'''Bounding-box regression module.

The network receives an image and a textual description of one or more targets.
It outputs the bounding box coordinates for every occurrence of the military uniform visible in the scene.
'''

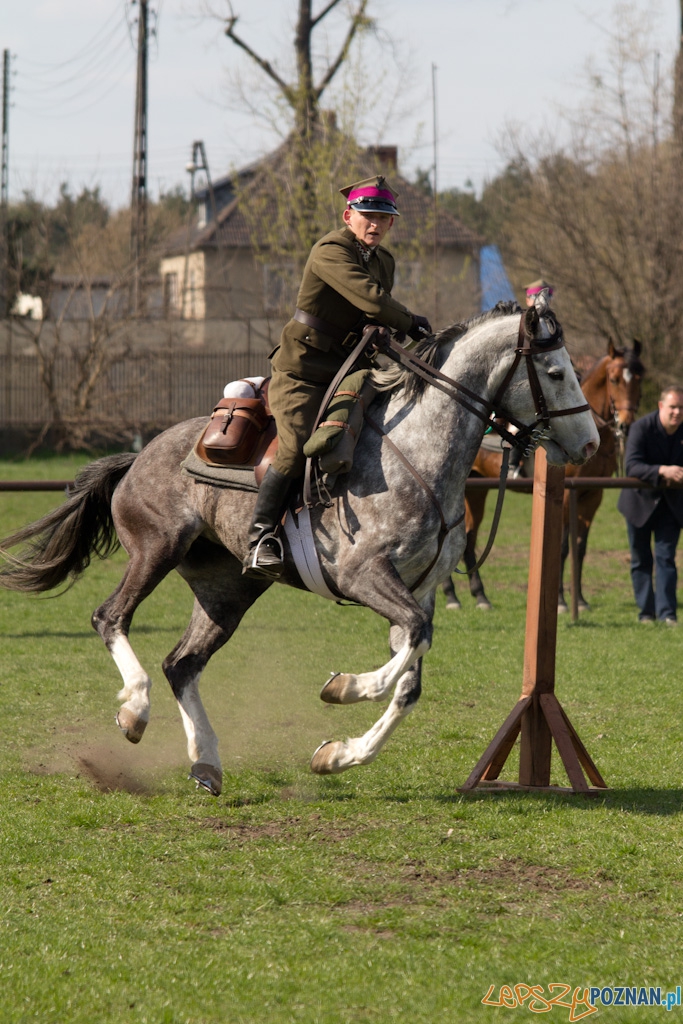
[269,224,414,477]
[242,175,431,578]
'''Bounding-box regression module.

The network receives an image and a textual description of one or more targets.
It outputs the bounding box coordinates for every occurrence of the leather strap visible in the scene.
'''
[303,330,373,507]
[364,415,465,592]
[294,308,349,343]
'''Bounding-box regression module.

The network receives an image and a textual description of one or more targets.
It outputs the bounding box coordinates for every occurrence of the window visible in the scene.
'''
[163,272,180,317]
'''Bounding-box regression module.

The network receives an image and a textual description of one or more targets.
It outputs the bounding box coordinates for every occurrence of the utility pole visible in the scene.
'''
[130,0,149,315]
[1,49,10,318]
[431,62,439,326]
[185,140,231,316]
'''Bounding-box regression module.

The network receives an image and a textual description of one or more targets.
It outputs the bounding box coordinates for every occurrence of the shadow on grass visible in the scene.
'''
[3,623,185,640]
[434,787,683,815]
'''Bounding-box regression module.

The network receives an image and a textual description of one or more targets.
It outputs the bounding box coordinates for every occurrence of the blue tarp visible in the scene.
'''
[479,244,516,311]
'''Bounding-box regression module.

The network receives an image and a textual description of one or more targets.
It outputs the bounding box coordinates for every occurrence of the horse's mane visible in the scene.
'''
[371,301,522,401]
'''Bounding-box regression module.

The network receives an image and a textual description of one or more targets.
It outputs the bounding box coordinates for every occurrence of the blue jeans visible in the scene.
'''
[627,504,680,621]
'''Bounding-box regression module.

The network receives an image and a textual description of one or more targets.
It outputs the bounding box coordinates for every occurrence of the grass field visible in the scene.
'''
[0,453,682,1024]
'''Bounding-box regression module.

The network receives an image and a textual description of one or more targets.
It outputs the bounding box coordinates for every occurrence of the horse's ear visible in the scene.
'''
[608,337,616,358]
[632,337,642,358]
[524,305,539,337]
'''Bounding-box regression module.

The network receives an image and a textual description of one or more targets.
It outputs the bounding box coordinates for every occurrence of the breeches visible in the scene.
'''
[267,370,329,478]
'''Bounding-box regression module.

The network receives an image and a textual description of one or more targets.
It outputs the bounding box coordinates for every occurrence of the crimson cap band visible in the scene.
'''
[525,278,554,297]
[340,175,400,216]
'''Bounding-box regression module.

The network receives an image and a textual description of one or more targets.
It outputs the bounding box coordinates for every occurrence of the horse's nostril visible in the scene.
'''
[583,441,598,460]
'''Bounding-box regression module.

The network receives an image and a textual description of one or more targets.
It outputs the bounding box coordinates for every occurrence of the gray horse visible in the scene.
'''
[0,304,599,796]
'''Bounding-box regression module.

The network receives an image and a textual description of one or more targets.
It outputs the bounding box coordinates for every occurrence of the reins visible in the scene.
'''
[303,311,590,591]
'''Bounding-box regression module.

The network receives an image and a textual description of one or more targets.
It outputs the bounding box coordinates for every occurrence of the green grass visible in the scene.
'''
[0,458,681,1023]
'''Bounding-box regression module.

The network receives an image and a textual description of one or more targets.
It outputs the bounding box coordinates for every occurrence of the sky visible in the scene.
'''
[2,0,681,210]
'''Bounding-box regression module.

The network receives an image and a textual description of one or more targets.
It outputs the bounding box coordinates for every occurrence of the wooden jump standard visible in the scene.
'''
[459,448,608,796]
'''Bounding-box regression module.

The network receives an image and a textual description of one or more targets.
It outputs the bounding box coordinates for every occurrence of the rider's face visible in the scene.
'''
[343,208,394,247]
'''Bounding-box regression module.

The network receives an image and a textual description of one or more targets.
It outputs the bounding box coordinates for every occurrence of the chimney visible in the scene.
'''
[366,145,398,171]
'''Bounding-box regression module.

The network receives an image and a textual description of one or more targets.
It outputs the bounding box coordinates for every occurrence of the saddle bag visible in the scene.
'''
[196,391,271,467]
[303,369,377,475]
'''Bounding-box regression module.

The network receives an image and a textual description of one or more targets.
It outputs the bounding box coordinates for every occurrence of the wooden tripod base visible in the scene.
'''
[458,449,608,797]
[459,692,607,795]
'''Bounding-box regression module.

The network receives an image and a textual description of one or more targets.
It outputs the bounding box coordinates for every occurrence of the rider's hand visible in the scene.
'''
[408,315,433,341]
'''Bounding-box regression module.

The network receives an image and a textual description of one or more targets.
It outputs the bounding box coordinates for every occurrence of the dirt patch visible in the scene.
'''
[402,856,606,893]
[201,815,365,844]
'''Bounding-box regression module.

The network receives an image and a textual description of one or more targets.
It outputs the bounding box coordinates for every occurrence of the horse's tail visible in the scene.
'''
[0,452,137,594]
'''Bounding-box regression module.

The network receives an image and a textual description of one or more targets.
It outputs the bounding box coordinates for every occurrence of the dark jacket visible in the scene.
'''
[270,226,414,384]
[617,410,683,527]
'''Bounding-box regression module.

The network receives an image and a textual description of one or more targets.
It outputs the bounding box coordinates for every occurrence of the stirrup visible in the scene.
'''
[242,533,284,580]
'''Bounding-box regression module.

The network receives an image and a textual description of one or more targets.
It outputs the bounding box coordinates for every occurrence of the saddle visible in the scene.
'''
[194,378,277,485]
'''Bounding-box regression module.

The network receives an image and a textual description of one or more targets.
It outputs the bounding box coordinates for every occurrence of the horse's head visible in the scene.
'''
[606,337,645,431]
[495,305,600,467]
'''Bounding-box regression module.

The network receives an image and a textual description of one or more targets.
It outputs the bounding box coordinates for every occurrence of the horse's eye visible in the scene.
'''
[548,368,565,381]
[609,376,620,385]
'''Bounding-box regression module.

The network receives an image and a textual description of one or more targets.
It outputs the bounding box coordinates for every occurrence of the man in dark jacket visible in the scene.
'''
[617,386,683,623]
[243,175,432,578]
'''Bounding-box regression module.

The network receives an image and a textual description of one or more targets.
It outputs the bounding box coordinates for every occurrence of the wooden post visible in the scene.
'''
[459,448,607,795]
[569,488,580,622]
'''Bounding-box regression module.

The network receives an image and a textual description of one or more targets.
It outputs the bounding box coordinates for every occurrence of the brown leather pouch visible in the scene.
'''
[196,397,270,466]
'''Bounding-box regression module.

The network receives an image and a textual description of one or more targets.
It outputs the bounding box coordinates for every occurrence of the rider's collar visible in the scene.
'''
[354,238,376,263]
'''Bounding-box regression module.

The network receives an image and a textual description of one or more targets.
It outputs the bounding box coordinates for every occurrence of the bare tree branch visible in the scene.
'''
[311,0,344,29]
[315,0,369,101]
[224,18,295,105]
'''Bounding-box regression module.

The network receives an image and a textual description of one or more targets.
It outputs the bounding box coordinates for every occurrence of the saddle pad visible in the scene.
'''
[181,448,259,491]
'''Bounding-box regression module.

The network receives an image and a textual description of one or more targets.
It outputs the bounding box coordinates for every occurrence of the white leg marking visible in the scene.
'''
[176,676,220,769]
[313,638,430,774]
[312,686,419,774]
[320,639,429,705]
[111,633,152,721]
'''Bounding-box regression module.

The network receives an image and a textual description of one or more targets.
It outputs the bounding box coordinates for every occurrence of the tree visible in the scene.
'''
[489,5,683,380]
[223,0,372,141]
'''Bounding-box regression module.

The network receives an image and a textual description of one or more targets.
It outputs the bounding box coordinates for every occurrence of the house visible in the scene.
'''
[159,144,485,340]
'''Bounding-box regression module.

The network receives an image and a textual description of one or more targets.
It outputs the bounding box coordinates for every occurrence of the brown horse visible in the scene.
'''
[442,339,644,612]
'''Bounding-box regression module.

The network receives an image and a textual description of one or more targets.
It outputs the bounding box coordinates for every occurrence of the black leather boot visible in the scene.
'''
[242,466,291,579]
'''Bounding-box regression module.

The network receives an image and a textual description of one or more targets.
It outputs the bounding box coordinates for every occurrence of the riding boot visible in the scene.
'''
[242,466,291,579]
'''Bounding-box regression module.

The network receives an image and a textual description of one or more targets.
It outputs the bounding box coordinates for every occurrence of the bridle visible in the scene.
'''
[381,312,590,457]
[303,310,591,591]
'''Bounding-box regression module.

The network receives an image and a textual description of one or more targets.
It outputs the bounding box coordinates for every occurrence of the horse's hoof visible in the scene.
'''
[310,740,352,775]
[116,708,147,744]
[475,599,492,611]
[445,599,461,610]
[320,672,357,705]
[557,602,568,614]
[578,600,591,612]
[189,763,222,796]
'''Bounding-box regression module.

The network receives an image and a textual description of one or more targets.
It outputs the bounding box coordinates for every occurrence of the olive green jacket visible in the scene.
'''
[270,227,414,383]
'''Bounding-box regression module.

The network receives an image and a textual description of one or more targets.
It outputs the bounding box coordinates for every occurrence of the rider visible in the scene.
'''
[242,175,433,579]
